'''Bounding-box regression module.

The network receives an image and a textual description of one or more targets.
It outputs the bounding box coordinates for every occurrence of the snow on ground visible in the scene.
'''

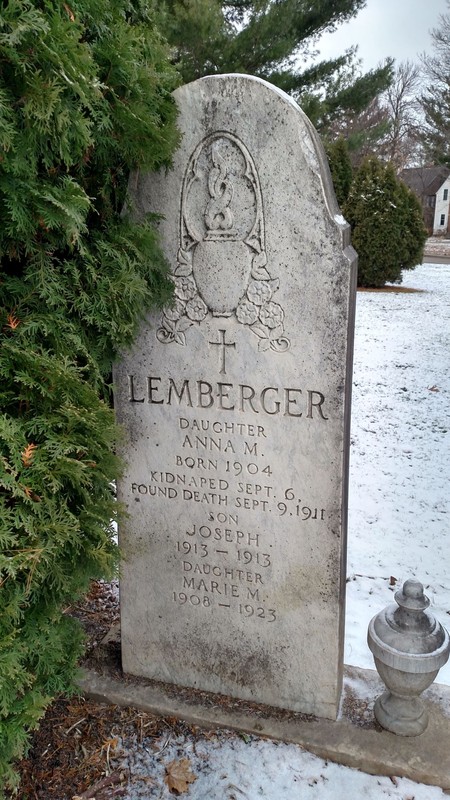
[114,262,450,799]
[346,262,450,682]
[115,730,447,800]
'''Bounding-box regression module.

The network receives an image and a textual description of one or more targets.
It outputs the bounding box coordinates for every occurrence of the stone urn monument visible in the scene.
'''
[368,579,450,736]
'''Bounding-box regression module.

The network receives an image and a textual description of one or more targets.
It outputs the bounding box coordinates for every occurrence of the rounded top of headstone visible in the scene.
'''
[395,579,430,611]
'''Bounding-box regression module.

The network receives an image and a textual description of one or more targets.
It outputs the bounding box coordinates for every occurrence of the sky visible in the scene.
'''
[316,0,449,71]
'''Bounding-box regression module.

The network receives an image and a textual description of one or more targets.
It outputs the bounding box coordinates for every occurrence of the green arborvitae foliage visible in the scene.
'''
[394,180,429,271]
[157,0,393,132]
[344,158,427,287]
[0,0,179,790]
[326,136,353,207]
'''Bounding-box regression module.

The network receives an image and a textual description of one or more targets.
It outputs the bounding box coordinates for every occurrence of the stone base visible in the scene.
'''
[79,633,450,791]
[374,691,429,737]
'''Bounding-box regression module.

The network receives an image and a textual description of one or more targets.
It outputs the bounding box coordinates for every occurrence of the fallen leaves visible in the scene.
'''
[101,736,119,773]
[14,697,135,799]
[14,684,201,800]
[164,757,197,794]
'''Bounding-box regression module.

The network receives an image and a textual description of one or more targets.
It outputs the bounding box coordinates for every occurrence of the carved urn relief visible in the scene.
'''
[157,132,290,353]
[187,133,263,316]
[193,238,250,317]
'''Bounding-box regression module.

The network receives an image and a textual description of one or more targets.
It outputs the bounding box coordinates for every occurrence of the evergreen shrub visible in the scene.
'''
[344,157,427,287]
[326,136,353,207]
[0,0,179,789]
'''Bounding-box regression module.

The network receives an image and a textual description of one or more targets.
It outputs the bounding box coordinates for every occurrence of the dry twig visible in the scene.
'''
[72,771,125,799]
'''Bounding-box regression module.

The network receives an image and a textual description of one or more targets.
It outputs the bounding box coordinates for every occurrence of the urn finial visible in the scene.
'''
[396,578,429,610]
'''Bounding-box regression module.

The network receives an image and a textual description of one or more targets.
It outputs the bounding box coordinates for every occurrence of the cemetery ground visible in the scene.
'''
[12,262,450,799]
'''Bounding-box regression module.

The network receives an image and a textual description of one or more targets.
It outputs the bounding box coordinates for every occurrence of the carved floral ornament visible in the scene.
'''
[157,132,290,354]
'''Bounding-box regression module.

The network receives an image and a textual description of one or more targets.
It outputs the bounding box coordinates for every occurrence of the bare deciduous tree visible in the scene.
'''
[381,60,423,170]
[420,2,450,167]
[327,61,424,171]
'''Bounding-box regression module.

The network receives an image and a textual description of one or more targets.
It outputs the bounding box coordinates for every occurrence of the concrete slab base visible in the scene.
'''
[78,633,450,791]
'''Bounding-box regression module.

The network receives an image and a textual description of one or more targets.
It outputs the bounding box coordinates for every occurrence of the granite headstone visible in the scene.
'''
[114,74,357,719]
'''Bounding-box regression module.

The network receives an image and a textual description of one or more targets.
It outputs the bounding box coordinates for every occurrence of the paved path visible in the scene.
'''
[423,237,450,264]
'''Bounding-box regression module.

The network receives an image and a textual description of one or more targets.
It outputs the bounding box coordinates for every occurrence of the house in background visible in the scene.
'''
[400,166,450,235]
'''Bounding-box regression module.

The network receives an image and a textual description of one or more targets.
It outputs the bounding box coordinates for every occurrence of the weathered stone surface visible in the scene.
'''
[114,74,357,719]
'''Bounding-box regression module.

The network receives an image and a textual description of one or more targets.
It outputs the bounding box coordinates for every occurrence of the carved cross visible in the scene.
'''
[209,329,236,375]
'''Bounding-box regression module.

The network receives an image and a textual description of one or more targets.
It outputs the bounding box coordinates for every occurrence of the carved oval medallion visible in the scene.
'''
[181,132,264,316]
[157,129,290,353]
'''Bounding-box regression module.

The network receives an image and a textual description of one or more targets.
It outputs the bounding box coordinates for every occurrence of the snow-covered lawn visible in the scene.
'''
[115,262,450,799]
[346,262,450,683]
[116,730,447,799]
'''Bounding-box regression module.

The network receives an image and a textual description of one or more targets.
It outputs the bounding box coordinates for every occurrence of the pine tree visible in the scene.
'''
[421,84,450,167]
[344,158,427,287]
[421,1,450,167]
[157,0,393,131]
[300,57,393,133]
[0,0,179,790]
[326,137,353,206]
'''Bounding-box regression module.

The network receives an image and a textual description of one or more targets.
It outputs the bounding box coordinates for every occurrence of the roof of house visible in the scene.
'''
[400,166,450,196]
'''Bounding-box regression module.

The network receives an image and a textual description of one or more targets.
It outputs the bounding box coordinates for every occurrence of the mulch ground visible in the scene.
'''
[357,285,424,293]
[13,695,201,800]
[12,582,250,799]
[8,581,182,800]
[10,578,379,798]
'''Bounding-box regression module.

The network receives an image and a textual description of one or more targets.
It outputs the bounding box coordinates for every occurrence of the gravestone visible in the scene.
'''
[114,75,357,720]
